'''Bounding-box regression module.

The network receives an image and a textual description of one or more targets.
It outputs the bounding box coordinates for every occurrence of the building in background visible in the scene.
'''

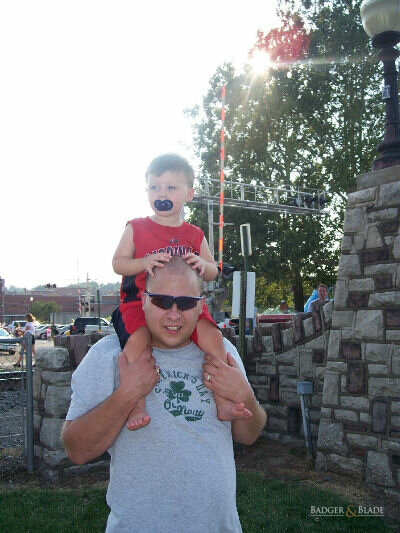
[1,284,119,325]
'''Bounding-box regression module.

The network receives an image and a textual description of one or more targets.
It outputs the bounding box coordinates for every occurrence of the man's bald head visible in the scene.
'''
[146,256,203,294]
[142,256,205,349]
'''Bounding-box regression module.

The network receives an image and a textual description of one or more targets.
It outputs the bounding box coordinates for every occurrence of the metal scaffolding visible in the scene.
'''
[191,175,328,216]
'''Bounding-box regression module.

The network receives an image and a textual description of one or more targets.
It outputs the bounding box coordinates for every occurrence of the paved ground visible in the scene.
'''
[0,338,51,369]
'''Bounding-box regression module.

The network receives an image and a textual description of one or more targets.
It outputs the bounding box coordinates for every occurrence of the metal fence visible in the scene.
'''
[0,333,34,474]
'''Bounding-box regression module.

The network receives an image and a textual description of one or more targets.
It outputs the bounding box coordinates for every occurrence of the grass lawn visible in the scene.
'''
[0,472,397,532]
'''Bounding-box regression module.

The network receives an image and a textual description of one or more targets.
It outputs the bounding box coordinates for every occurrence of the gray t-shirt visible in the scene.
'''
[66,335,245,533]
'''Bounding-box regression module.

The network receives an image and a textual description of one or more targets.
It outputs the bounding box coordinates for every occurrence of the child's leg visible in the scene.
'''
[196,320,252,421]
[123,326,152,430]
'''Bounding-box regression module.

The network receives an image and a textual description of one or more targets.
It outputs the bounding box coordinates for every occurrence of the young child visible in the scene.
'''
[112,153,252,430]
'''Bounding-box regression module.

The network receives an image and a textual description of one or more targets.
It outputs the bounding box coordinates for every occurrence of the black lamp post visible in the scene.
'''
[361,0,400,170]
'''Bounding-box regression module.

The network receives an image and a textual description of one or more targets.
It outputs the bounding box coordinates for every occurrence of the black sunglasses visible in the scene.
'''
[144,292,203,311]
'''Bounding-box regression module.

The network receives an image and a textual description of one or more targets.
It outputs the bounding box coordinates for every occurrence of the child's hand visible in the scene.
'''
[183,253,207,275]
[144,253,171,277]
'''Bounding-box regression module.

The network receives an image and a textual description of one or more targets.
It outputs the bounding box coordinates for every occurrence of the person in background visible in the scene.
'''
[13,323,24,367]
[51,322,59,341]
[307,284,330,313]
[13,323,23,338]
[279,300,289,313]
[24,313,37,359]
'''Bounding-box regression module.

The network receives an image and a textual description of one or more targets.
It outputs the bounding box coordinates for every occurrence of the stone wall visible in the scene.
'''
[314,166,400,500]
[32,315,335,480]
[245,301,333,449]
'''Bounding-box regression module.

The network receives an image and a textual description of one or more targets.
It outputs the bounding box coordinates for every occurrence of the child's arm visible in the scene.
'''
[184,236,218,281]
[112,224,170,277]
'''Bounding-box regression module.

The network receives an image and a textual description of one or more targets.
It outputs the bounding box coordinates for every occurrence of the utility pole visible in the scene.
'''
[0,277,4,326]
[239,224,252,364]
[97,289,102,331]
[86,273,90,317]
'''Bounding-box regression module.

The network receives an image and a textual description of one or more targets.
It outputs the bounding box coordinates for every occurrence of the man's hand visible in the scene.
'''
[203,352,267,445]
[202,352,253,405]
[183,253,207,276]
[143,253,171,277]
[118,347,160,403]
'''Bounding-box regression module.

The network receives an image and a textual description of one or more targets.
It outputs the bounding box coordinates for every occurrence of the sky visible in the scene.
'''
[1,0,278,290]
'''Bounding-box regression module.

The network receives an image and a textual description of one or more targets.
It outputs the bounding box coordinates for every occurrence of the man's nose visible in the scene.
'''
[166,304,181,318]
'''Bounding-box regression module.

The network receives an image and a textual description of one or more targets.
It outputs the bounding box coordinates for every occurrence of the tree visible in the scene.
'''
[187,1,381,310]
[29,301,61,322]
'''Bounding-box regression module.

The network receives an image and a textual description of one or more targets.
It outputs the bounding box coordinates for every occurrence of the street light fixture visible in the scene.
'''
[361,0,400,169]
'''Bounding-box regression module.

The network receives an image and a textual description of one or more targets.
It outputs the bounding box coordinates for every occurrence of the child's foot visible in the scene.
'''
[216,399,253,421]
[126,407,151,431]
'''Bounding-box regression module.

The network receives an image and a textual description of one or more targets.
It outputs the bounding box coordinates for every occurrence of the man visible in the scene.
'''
[50,322,59,341]
[62,257,266,533]
[308,284,330,312]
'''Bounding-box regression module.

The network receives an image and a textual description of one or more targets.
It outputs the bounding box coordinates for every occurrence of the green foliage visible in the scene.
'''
[31,281,120,292]
[187,0,381,309]
[6,285,26,294]
[29,301,61,322]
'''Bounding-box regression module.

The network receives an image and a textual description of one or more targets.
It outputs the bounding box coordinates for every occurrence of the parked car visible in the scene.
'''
[35,324,50,339]
[84,320,115,335]
[0,328,18,355]
[257,312,295,325]
[70,317,110,335]
[56,324,71,336]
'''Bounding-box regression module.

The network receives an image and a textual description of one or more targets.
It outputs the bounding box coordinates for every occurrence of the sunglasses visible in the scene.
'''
[144,292,203,311]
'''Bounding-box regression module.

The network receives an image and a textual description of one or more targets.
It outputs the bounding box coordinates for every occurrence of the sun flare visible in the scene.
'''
[249,49,272,74]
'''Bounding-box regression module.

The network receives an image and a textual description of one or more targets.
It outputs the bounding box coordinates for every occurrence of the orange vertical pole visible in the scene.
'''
[218,85,225,276]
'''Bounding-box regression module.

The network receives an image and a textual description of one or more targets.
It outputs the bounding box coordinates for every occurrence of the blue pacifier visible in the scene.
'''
[154,199,173,211]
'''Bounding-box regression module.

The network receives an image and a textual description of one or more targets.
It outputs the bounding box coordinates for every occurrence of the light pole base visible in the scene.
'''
[372,139,400,170]
[372,155,400,170]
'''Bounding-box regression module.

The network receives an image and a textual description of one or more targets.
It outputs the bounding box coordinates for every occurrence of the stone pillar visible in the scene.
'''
[317,166,400,497]
[33,338,110,480]
[33,346,73,481]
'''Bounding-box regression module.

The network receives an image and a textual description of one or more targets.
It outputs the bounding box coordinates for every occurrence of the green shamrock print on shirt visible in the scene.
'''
[163,381,204,422]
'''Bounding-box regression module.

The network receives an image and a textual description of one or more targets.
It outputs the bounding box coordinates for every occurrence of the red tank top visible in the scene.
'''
[119,217,204,305]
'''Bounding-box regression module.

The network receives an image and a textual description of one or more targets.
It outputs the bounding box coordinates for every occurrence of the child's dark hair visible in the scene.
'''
[145,153,195,187]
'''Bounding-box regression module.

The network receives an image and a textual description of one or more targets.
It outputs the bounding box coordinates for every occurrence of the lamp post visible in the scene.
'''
[361,0,400,169]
